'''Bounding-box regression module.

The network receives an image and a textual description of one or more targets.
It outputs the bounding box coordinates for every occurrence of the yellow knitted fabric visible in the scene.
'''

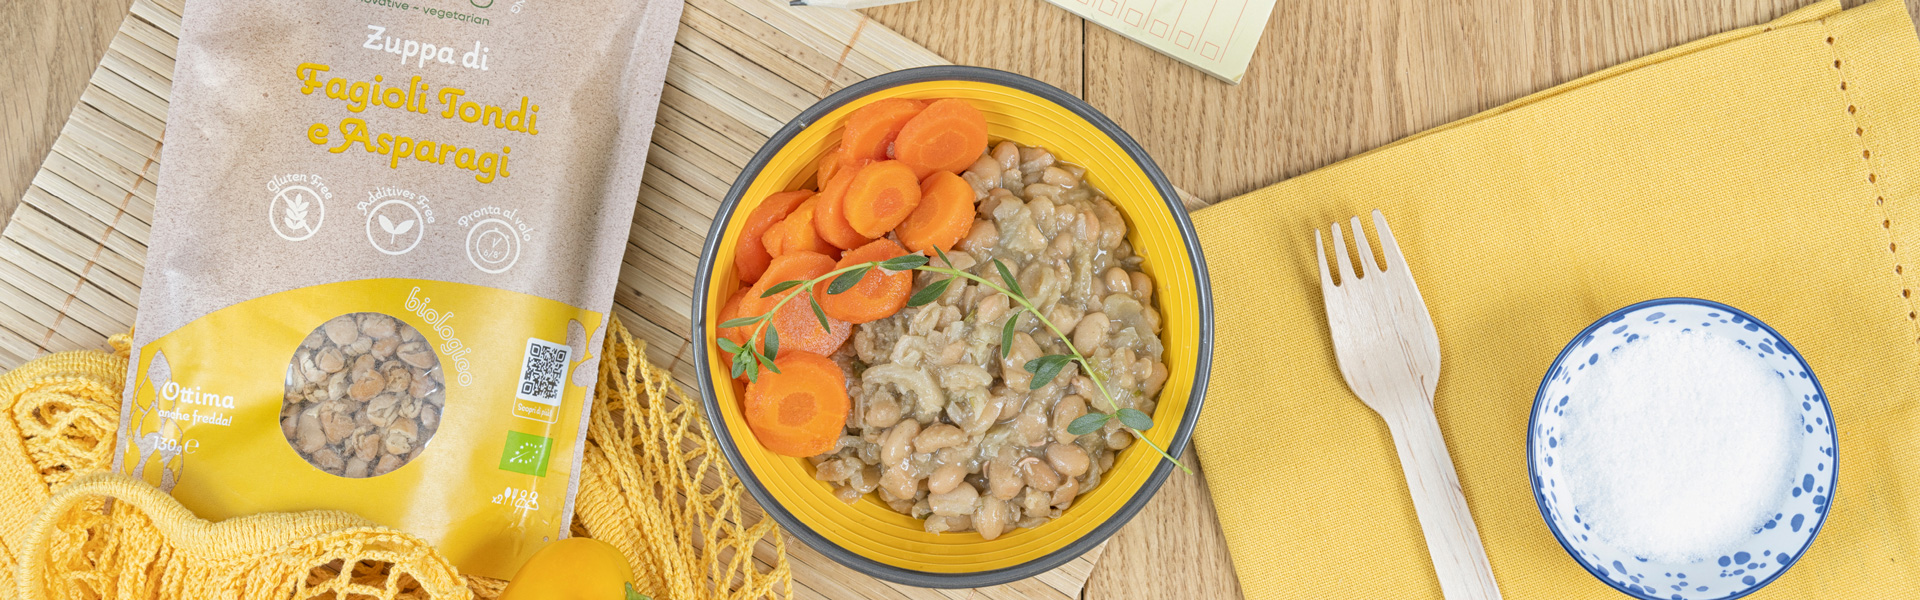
[0,319,793,600]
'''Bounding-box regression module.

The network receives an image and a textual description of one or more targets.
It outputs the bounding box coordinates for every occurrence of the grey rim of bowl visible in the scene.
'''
[691,65,1214,589]
[1525,297,1836,600]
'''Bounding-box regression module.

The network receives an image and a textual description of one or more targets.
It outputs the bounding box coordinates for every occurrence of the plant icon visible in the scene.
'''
[365,199,425,255]
[282,190,311,233]
[378,213,417,245]
[270,183,324,241]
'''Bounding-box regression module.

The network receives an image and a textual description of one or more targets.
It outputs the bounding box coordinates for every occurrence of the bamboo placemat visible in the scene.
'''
[0,0,1104,597]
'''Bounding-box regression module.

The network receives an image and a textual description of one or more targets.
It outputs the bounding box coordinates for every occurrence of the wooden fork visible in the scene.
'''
[1316,211,1501,600]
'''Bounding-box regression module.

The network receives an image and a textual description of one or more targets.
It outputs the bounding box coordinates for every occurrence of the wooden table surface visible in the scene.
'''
[4,0,1916,598]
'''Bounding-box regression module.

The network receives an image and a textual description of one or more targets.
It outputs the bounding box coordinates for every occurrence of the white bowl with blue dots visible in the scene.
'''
[1528,298,1836,600]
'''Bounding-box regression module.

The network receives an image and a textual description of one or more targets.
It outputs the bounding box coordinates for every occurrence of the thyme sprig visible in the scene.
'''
[720,249,1188,473]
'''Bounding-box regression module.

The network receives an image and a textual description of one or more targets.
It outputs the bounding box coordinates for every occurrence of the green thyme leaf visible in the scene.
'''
[755,350,781,375]
[718,316,763,329]
[879,254,929,272]
[743,356,761,383]
[762,325,780,361]
[1000,310,1019,358]
[1067,413,1109,436]
[933,245,953,268]
[717,338,743,354]
[759,280,803,298]
[906,277,953,308]
[627,582,652,600]
[730,350,750,379]
[808,296,832,332]
[993,259,1023,298]
[827,266,870,295]
[1024,354,1073,389]
[1116,407,1155,431]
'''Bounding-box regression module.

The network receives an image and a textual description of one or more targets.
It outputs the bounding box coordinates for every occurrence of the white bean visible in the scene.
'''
[1051,476,1080,509]
[1042,167,1078,188]
[866,395,902,428]
[929,484,979,516]
[1103,268,1131,294]
[1075,212,1102,246]
[1144,361,1169,395]
[1051,395,1087,444]
[995,388,1025,421]
[967,155,1002,182]
[1047,303,1083,337]
[960,220,998,253]
[914,424,966,452]
[928,464,968,495]
[880,467,919,500]
[1002,333,1041,390]
[1019,147,1054,172]
[989,457,1024,500]
[924,514,972,534]
[1014,400,1050,447]
[814,458,855,481]
[976,293,1010,327]
[1018,487,1051,516]
[992,141,1020,171]
[976,496,1010,540]
[1020,457,1061,492]
[1131,271,1154,303]
[881,420,920,467]
[1073,313,1108,354]
[1025,183,1065,199]
[1046,443,1091,477]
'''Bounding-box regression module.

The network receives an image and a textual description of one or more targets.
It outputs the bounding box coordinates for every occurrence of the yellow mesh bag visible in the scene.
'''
[0,320,792,600]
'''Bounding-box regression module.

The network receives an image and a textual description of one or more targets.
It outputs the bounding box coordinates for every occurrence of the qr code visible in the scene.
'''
[516,338,570,405]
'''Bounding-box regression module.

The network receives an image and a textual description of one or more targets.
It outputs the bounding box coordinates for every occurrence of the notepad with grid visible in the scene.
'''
[1046,0,1276,84]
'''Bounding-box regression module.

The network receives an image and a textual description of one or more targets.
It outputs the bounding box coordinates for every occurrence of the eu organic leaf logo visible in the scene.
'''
[378,213,416,244]
[282,191,311,232]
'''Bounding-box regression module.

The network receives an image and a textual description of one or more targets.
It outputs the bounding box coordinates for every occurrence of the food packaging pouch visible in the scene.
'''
[111,0,684,578]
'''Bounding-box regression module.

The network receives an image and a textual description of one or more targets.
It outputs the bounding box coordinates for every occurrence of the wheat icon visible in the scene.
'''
[378,213,416,245]
[282,190,311,233]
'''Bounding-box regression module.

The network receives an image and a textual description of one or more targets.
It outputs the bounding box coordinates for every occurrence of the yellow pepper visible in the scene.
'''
[499,537,649,600]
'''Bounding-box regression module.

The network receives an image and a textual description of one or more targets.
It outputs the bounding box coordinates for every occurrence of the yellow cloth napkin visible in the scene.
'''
[1190,0,1920,597]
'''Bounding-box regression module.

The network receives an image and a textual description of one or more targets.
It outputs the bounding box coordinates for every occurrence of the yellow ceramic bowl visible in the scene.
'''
[693,67,1213,588]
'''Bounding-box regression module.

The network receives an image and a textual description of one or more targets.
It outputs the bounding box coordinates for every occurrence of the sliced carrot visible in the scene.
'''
[767,295,851,357]
[816,143,873,186]
[775,198,840,258]
[816,239,913,324]
[897,171,977,254]
[718,289,750,346]
[734,190,814,282]
[746,251,836,309]
[893,99,989,176]
[743,350,850,457]
[812,167,874,250]
[760,220,787,259]
[843,98,927,162]
[842,160,922,238]
[815,143,849,184]
[743,251,852,357]
[718,289,754,382]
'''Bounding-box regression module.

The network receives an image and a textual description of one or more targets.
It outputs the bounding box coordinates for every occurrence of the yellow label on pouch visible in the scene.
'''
[117,278,602,577]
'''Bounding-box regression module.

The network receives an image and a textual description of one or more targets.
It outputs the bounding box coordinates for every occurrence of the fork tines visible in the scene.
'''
[1316,210,1406,287]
